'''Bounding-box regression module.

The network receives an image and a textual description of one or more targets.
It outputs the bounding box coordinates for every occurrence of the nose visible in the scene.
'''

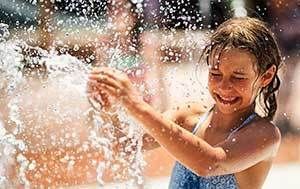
[218,78,233,93]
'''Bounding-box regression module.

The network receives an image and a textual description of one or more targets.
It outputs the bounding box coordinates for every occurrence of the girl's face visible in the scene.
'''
[208,48,261,114]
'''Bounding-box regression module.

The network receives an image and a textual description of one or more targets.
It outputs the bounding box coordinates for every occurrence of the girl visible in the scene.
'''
[87,17,282,189]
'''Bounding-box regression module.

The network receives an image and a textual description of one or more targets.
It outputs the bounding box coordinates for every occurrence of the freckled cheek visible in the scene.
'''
[208,76,221,86]
[236,84,256,101]
[207,79,219,93]
[235,83,248,92]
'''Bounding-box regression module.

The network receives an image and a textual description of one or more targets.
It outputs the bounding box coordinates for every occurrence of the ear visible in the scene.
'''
[260,65,277,87]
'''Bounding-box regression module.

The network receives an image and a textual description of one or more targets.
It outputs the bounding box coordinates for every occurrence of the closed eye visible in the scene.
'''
[233,76,246,80]
[209,72,222,77]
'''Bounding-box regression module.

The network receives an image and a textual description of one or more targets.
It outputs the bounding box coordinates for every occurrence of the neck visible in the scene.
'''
[210,104,256,132]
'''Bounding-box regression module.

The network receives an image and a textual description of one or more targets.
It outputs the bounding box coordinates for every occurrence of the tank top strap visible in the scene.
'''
[192,107,258,136]
[192,106,214,134]
[227,112,257,139]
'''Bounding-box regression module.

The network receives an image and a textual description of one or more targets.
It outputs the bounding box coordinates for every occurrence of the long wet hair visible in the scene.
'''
[200,17,282,120]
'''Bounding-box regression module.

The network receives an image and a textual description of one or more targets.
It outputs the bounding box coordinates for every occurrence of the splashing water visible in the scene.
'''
[0,24,9,42]
[0,23,146,188]
[0,0,216,187]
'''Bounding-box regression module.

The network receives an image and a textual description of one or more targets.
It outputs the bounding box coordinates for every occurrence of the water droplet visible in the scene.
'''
[0,23,10,42]
[28,161,36,170]
[73,44,79,51]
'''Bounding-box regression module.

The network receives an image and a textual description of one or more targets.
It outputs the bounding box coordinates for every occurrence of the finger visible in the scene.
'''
[99,93,111,108]
[88,91,113,110]
[87,87,117,111]
[90,67,122,80]
[87,80,116,98]
[86,80,99,93]
[88,84,115,97]
[89,68,131,89]
[89,74,119,89]
[87,80,110,92]
[94,94,107,107]
[86,81,110,98]
[98,83,119,97]
[87,92,104,109]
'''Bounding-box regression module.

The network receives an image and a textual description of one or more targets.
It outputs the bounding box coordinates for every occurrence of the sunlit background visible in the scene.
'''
[0,0,299,188]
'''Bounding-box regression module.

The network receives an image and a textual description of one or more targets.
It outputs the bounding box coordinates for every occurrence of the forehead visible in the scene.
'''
[210,48,258,73]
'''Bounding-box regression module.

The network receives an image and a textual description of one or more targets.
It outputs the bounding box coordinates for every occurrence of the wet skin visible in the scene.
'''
[88,48,280,189]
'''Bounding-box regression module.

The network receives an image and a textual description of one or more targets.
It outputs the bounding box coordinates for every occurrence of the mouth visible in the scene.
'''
[215,94,240,105]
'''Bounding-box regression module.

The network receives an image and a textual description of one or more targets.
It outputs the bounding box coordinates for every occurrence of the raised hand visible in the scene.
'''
[87,67,142,111]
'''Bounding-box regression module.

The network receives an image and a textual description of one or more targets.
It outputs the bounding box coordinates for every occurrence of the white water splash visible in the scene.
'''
[0,23,146,188]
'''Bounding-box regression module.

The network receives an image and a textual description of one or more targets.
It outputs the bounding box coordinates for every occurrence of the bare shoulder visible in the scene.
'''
[251,117,281,141]
[243,116,281,152]
[217,116,282,173]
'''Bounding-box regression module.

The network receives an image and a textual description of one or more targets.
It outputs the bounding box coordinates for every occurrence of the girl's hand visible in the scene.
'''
[87,67,142,111]
[86,81,112,112]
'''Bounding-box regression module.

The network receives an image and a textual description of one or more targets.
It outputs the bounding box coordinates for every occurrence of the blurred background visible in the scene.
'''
[0,0,299,188]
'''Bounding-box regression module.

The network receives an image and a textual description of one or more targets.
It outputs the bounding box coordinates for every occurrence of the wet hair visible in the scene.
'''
[200,17,282,120]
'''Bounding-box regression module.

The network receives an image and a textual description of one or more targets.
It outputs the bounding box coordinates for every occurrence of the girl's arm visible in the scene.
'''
[127,100,280,176]
[141,102,203,151]
[88,67,281,176]
[98,102,198,152]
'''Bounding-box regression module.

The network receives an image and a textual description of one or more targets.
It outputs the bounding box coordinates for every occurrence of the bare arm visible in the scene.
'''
[88,67,281,177]
[141,102,206,151]
[108,102,204,152]
[126,100,281,176]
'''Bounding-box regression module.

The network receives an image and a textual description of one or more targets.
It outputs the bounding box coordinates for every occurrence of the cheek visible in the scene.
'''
[235,82,257,99]
[208,76,219,87]
[207,78,218,94]
[237,84,249,92]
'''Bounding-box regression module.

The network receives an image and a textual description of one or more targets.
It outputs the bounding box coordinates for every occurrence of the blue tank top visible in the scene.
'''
[169,107,257,189]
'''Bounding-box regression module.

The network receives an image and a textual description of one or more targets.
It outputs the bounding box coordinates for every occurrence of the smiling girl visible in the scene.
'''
[87,16,282,189]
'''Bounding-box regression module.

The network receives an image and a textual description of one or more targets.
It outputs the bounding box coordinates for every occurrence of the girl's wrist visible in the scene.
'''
[122,93,147,115]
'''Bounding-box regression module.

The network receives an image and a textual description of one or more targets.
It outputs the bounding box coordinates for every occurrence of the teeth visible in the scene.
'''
[217,95,238,103]
[220,96,236,101]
